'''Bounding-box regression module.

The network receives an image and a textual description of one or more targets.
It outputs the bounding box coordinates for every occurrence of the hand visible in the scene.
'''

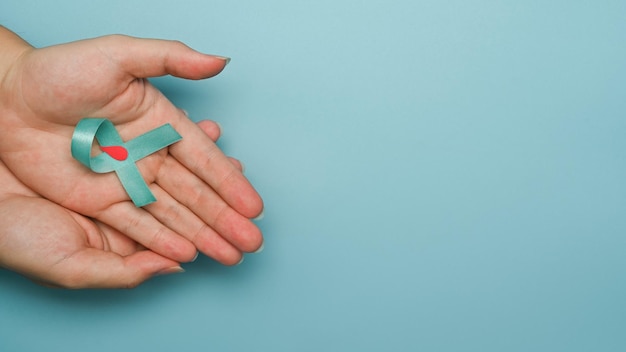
[0,27,263,265]
[0,159,183,289]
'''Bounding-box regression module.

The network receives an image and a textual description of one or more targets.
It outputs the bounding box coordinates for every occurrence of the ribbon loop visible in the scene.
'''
[71,118,182,207]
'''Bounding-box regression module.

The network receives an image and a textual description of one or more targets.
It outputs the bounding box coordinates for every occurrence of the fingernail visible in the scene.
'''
[236,256,245,266]
[191,251,199,262]
[253,209,265,221]
[239,160,246,173]
[213,55,231,66]
[253,241,264,254]
[156,266,185,276]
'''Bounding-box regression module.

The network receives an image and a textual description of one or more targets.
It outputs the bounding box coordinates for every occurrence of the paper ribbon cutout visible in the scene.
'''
[71,118,182,207]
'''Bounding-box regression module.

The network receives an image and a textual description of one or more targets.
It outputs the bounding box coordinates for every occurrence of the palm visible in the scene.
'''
[10,41,181,213]
[0,34,263,265]
[12,67,157,207]
[0,163,179,289]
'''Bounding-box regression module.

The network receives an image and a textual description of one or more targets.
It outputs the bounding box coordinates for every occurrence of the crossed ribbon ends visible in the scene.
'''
[71,118,182,207]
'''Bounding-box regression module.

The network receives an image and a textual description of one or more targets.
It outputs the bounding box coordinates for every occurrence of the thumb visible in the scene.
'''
[47,249,183,289]
[96,34,230,80]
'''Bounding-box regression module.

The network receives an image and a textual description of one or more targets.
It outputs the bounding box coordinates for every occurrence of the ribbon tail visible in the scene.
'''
[126,124,182,161]
[115,164,157,207]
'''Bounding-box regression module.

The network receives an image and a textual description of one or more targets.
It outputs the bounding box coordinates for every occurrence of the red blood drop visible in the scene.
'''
[101,145,128,161]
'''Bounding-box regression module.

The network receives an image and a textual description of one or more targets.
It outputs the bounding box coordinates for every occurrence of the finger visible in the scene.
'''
[0,161,38,198]
[46,249,182,289]
[156,157,263,253]
[97,202,198,263]
[168,117,264,218]
[195,119,222,142]
[97,35,230,80]
[0,195,181,289]
[90,219,146,256]
[229,157,244,172]
[194,120,243,171]
[145,185,243,265]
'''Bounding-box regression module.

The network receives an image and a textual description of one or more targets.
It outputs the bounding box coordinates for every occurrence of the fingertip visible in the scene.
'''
[253,240,264,254]
[222,253,244,266]
[252,209,265,221]
[155,266,186,276]
[196,119,222,142]
[242,196,265,220]
[238,221,264,253]
[217,169,264,219]
[185,52,230,79]
[229,157,244,172]
[125,251,183,287]
[211,55,231,67]
[176,241,201,263]
[224,254,244,266]
[148,229,197,264]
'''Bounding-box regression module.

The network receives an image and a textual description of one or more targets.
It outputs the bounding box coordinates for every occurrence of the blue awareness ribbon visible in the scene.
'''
[71,118,182,207]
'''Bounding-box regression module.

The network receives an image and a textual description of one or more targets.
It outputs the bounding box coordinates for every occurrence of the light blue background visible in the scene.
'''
[1,1,625,351]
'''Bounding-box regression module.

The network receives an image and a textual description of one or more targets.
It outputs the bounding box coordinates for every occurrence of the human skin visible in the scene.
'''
[0,26,264,267]
[0,157,182,289]
[0,120,245,289]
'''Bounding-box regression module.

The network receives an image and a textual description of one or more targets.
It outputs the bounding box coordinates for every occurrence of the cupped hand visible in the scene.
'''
[0,159,183,289]
[0,27,263,265]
